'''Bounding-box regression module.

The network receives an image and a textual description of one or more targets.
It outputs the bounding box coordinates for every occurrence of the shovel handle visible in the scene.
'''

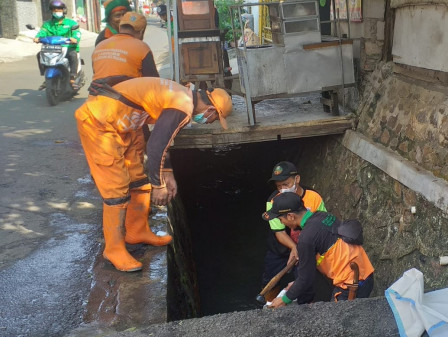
[350,262,359,284]
[347,262,359,301]
[259,259,297,297]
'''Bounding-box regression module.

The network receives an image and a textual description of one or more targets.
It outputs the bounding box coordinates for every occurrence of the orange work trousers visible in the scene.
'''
[76,112,149,202]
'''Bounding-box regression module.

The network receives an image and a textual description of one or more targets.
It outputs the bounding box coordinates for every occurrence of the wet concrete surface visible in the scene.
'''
[0,15,174,337]
[82,209,169,331]
[0,208,100,337]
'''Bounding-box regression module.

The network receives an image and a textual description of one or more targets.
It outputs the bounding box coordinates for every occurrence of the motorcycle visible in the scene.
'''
[27,24,85,106]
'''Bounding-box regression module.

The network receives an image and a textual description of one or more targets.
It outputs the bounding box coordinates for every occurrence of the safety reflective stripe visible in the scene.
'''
[104,195,131,206]
[316,254,325,266]
[129,177,150,189]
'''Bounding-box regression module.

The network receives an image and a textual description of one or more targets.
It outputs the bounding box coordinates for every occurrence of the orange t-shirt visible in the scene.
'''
[316,239,375,289]
[92,34,152,80]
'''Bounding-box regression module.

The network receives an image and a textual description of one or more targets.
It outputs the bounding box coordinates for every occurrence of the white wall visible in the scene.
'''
[392,5,448,72]
[16,0,38,32]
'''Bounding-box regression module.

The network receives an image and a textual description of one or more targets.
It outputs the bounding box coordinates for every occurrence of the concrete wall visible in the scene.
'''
[0,0,82,39]
[391,0,448,7]
[0,0,19,38]
[16,0,39,32]
[393,4,448,72]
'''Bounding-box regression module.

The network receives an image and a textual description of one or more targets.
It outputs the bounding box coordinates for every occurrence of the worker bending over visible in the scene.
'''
[262,192,374,307]
[75,77,232,272]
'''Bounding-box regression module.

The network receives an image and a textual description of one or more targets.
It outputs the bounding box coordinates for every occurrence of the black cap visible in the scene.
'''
[268,161,298,182]
[262,192,305,221]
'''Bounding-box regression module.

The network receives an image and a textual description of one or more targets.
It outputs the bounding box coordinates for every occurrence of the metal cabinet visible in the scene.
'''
[230,0,356,125]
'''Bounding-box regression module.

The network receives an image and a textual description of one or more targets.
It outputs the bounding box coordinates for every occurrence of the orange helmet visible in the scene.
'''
[206,88,232,129]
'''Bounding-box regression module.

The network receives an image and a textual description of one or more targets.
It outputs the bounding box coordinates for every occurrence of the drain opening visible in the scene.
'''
[170,138,328,316]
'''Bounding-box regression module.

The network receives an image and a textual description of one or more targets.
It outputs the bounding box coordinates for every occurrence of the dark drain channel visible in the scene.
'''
[171,138,312,316]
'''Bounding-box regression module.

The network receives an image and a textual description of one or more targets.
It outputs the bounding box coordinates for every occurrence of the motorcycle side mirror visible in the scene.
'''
[26,24,35,30]
[71,25,80,30]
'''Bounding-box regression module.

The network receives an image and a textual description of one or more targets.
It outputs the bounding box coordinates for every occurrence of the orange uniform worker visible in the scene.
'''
[95,0,131,46]
[92,12,159,143]
[75,77,232,272]
[262,161,326,288]
[263,193,374,307]
[92,12,159,85]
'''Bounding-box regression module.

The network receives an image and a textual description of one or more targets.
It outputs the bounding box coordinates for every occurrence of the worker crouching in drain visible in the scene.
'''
[261,161,327,297]
[262,192,374,307]
[75,77,232,272]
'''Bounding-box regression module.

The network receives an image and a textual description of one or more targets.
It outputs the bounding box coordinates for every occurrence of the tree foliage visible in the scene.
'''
[215,0,245,42]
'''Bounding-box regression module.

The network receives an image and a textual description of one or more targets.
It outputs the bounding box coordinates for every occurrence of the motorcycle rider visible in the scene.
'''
[33,0,81,90]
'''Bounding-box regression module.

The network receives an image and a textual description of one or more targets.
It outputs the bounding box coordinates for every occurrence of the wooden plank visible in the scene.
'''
[173,116,354,149]
[303,39,353,50]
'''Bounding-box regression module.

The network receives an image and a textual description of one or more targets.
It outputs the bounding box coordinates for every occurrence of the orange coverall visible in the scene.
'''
[76,77,192,199]
[75,77,193,271]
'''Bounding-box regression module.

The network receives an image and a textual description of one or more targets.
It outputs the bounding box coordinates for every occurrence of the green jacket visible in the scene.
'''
[35,18,81,52]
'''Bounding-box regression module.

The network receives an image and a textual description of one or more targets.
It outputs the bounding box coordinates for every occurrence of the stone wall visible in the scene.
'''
[295,135,448,296]
[297,0,448,294]
[356,61,448,181]
[360,0,386,72]
[167,197,200,320]
[336,0,387,113]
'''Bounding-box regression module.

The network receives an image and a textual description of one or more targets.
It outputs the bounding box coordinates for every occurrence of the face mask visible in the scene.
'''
[53,12,64,19]
[193,113,206,124]
[280,184,296,194]
[193,110,215,124]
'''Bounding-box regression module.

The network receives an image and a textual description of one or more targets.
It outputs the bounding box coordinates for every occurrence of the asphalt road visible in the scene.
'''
[0,15,170,337]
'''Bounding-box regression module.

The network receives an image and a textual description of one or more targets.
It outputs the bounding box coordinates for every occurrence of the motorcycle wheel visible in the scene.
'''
[45,78,60,106]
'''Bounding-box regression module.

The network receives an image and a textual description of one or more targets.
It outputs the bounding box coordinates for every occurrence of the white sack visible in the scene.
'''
[385,268,448,337]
